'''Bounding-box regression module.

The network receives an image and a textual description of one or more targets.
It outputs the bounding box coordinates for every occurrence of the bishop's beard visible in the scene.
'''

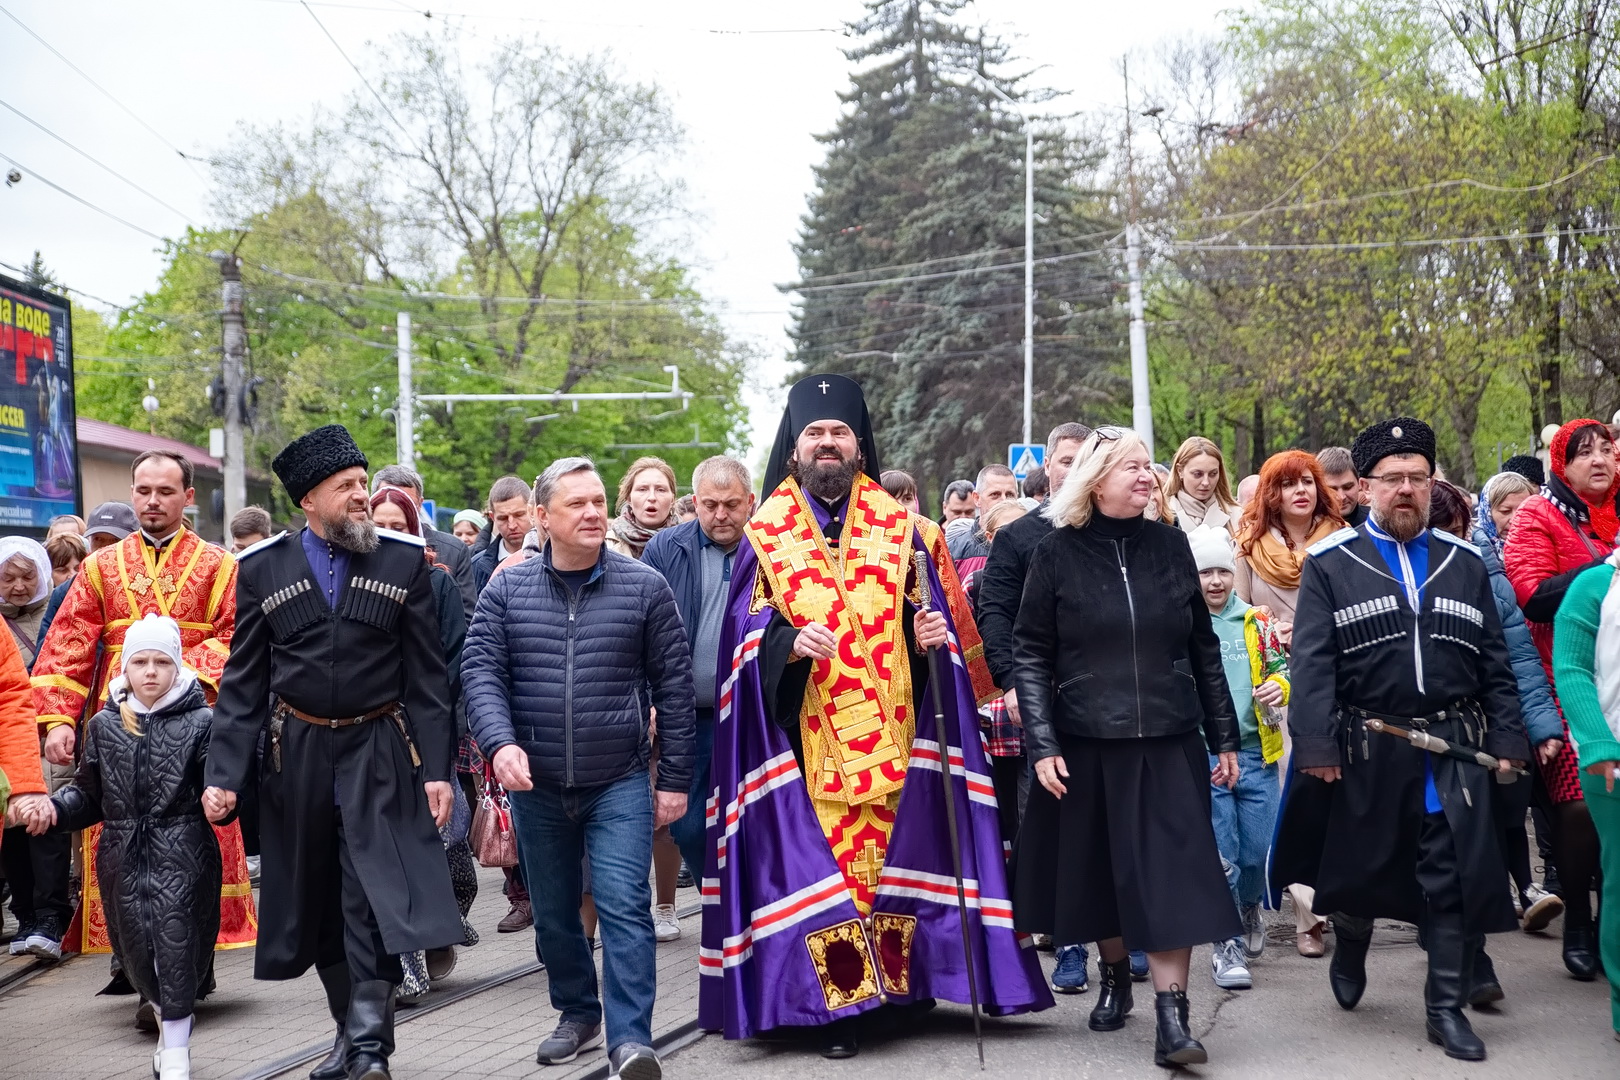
[322,512,380,553]
[1373,499,1430,543]
[791,451,863,503]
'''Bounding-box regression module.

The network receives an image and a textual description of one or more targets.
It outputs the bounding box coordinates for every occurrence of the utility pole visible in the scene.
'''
[396,311,414,465]
[213,252,246,525]
[1123,59,1154,459]
[1021,101,1034,448]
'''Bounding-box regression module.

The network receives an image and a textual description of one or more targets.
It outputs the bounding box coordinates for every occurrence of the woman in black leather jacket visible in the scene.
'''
[1011,427,1242,1069]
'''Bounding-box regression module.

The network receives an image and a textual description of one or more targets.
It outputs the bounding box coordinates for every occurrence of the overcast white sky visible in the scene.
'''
[1,0,1239,458]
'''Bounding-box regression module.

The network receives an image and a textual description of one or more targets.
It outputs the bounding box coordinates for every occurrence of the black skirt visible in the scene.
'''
[1011,729,1241,952]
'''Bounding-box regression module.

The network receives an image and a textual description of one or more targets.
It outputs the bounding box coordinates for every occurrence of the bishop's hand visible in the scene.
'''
[914,610,948,651]
[792,623,838,661]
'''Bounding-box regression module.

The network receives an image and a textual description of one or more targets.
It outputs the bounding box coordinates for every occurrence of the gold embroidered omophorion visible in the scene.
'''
[746,473,919,914]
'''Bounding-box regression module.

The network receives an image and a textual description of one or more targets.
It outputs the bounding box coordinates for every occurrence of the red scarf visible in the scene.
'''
[1550,419,1620,546]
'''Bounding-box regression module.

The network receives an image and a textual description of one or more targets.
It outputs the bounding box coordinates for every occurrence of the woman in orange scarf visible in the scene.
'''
[1234,449,1345,957]
[1235,450,1347,645]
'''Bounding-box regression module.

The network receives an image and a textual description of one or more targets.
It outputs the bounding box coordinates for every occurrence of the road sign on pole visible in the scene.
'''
[421,498,437,529]
[1008,443,1044,481]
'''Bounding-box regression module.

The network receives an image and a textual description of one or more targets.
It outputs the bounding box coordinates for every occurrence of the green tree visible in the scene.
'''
[75,31,749,518]
[788,0,1120,501]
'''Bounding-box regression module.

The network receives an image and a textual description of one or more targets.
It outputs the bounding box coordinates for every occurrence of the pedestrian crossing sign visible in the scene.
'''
[1008,443,1044,480]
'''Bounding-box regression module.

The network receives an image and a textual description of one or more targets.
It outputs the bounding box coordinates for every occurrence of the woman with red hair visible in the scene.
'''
[1233,449,1344,957]
[1504,418,1619,980]
[1234,451,1346,646]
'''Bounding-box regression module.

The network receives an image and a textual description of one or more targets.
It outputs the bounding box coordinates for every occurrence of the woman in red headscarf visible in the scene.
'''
[1504,418,1619,981]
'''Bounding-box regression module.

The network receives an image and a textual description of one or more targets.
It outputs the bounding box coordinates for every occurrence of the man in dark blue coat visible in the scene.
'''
[642,456,755,885]
[462,456,695,1080]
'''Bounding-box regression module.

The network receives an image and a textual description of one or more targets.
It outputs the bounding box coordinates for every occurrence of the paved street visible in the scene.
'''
[1,873,1614,1079]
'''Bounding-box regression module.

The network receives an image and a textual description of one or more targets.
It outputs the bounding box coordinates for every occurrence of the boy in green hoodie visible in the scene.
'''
[1189,526,1290,992]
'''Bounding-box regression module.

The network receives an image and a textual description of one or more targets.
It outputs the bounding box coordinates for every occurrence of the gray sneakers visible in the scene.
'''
[610,1043,662,1080]
[536,1019,605,1065]
[1210,938,1253,990]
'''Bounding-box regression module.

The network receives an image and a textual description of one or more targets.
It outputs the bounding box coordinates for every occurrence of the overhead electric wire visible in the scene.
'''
[248,0,845,35]
[1171,222,1620,253]
[0,150,168,241]
[0,3,210,178]
[0,97,200,222]
[298,0,416,138]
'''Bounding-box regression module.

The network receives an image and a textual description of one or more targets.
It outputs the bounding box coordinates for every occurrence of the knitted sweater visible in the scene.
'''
[1550,557,1620,770]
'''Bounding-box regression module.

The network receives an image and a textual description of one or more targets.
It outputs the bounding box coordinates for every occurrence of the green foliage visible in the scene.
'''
[72,32,748,521]
[788,0,1122,502]
[1137,0,1620,485]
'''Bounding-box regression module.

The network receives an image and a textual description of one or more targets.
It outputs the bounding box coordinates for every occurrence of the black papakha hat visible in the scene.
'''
[1502,454,1545,487]
[760,373,883,494]
[273,425,369,505]
[1351,416,1436,478]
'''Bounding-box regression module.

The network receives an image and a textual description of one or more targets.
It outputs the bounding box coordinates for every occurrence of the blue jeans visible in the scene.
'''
[1210,747,1280,916]
[669,709,715,879]
[508,771,656,1051]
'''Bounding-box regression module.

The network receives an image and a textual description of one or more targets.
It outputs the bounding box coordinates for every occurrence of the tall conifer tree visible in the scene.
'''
[789,0,1118,501]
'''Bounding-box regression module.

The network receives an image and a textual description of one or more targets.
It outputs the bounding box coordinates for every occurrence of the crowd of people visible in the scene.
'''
[0,380,1617,1080]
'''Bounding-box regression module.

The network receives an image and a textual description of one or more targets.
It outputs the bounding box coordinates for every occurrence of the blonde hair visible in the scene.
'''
[119,699,144,738]
[981,499,1027,542]
[1149,464,1177,524]
[1045,428,1152,529]
[1166,436,1237,511]
[1482,470,1536,509]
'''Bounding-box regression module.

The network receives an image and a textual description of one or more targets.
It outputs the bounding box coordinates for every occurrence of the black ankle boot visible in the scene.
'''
[1153,988,1207,1068]
[1467,939,1504,1007]
[1328,918,1372,1010]
[1424,916,1486,1061]
[1564,923,1600,981]
[310,964,350,1080]
[343,980,396,1080]
[1089,957,1134,1032]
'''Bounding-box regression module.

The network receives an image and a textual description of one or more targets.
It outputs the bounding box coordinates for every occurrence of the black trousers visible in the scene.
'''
[314,815,402,985]
[1,825,73,927]
[989,755,1025,847]
[1334,810,1461,937]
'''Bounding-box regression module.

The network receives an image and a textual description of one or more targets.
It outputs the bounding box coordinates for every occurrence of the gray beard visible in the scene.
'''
[1373,502,1429,543]
[791,453,861,504]
[322,513,380,553]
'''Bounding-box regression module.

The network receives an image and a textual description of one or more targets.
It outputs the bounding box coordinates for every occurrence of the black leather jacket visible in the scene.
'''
[1012,512,1239,759]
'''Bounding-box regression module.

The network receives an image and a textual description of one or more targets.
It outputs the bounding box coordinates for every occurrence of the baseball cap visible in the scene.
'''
[84,502,138,541]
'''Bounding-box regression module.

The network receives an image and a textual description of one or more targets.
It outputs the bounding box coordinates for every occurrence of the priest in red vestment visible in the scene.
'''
[32,450,256,968]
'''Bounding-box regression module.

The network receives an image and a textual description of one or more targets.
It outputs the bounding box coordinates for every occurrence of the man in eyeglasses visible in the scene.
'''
[1271,416,1529,1063]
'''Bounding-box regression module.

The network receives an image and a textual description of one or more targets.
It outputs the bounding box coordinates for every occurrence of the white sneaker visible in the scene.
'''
[1520,882,1564,934]
[155,1047,190,1080]
[653,903,681,942]
[1210,938,1252,990]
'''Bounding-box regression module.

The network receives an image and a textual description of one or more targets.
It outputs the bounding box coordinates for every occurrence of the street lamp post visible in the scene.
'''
[952,70,1034,447]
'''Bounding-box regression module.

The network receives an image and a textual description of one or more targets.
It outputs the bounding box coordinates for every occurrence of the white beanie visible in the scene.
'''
[1188,525,1235,573]
[122,614,183,671]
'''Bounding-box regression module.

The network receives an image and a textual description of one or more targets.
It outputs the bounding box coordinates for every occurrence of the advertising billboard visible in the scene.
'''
[0,274,80,530]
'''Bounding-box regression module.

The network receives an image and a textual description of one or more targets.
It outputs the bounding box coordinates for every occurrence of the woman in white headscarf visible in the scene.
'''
[0,536,54,669]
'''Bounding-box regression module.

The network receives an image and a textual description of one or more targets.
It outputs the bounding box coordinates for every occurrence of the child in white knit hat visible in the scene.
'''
[1187,526,1291,994]
[24,614,221,1080]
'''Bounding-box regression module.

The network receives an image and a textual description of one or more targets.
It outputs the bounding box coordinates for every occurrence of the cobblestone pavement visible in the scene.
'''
[4,879,1615,1079]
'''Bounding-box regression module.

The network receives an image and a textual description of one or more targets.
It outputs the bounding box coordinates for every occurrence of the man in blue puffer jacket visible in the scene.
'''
[462,456,695,1080]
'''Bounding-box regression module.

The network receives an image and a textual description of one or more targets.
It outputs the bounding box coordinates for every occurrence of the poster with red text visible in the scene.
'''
[0,274,80,530]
